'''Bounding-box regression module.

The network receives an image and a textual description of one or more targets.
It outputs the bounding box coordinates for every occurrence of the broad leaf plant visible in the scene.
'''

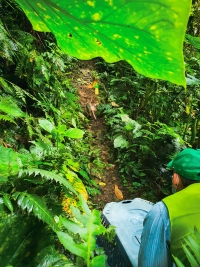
[14,0,191,87]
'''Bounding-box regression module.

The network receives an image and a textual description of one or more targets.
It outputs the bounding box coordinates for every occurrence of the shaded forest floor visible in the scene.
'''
[72,60,140,210]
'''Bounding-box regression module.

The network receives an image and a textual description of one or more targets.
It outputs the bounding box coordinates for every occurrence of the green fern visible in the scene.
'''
[0,96,26,117]
[85,186,100,196]
[24,114,35,139]
[10,29,35,46]
[174,227,200,267]
[0,77,13,94]
[0,78,30,103]
[12,191,59,231]
[0,114,16,124]
[19,168,77,194]
[14,58,28,77]
[0,21,15,61]
[0,22,34,75]
[56,195,107,267]
[0,78,48,117]
[0,77,26,103]
[0,145,29,183]
[12,83,26,103]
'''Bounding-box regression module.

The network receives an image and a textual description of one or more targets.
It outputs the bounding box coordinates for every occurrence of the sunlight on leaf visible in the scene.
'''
[65,170,88,201]
[0,99,25,118]
[64,128,84,139]
[62,196,77,214]
[114,135,128,148]
[15,0,191,87]
[38,118,55,133]
[0,146,30,183]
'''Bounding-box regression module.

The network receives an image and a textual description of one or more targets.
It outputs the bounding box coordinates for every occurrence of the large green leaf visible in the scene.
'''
[91,255,107,267]
[32,247,74,267]
[0,214,74,267]
[64,128,85,139]
[114,135,128,148]
[38,118,55,133]
[0,214,37,266]
[15,0,191,86]
[56,231,87,259]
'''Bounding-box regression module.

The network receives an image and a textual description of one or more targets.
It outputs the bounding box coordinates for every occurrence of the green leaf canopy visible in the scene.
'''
[15,0,191,87]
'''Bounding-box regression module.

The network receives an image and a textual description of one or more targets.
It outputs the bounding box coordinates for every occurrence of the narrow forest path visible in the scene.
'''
[72,60,134,210]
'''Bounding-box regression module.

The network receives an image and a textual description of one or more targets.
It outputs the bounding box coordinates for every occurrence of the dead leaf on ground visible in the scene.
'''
[111,101,119,107]
[99,182,106,186]
[114,184,123,200]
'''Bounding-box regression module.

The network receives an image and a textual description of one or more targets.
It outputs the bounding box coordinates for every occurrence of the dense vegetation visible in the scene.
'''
[0,0,200,266]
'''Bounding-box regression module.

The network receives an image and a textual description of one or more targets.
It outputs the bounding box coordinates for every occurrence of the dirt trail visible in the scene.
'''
[72,60,134,210]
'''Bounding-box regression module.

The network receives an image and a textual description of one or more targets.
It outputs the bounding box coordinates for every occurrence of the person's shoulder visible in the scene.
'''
[143,201,170,236]
[147,201,168,217]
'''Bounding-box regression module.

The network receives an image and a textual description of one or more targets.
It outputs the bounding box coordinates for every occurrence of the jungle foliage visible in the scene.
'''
[0,1,107,266]
[0,0,200,266]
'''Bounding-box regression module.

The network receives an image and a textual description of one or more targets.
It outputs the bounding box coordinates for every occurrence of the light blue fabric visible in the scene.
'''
[138,201,176,267]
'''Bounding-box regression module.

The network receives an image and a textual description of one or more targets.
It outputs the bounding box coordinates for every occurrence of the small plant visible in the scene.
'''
[56,196,107,267]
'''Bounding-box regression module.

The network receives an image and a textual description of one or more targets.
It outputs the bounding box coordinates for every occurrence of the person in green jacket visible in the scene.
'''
[138,148,200,267]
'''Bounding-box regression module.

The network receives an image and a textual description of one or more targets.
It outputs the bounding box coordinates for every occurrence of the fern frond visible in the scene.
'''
[0,78,48,116]
[0,114,16,124]
[0,96,26,118]
[12,84,26,103]
[24,114,34,138]
[0,21,15,61]
[10,29,35,46]
[14,60,27,77]
[0,145,25,182]
[85,186,100,196]
[0,77,13,94]
[12,191,59,231]
[19,168,77,195]
[0,78,28,102]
